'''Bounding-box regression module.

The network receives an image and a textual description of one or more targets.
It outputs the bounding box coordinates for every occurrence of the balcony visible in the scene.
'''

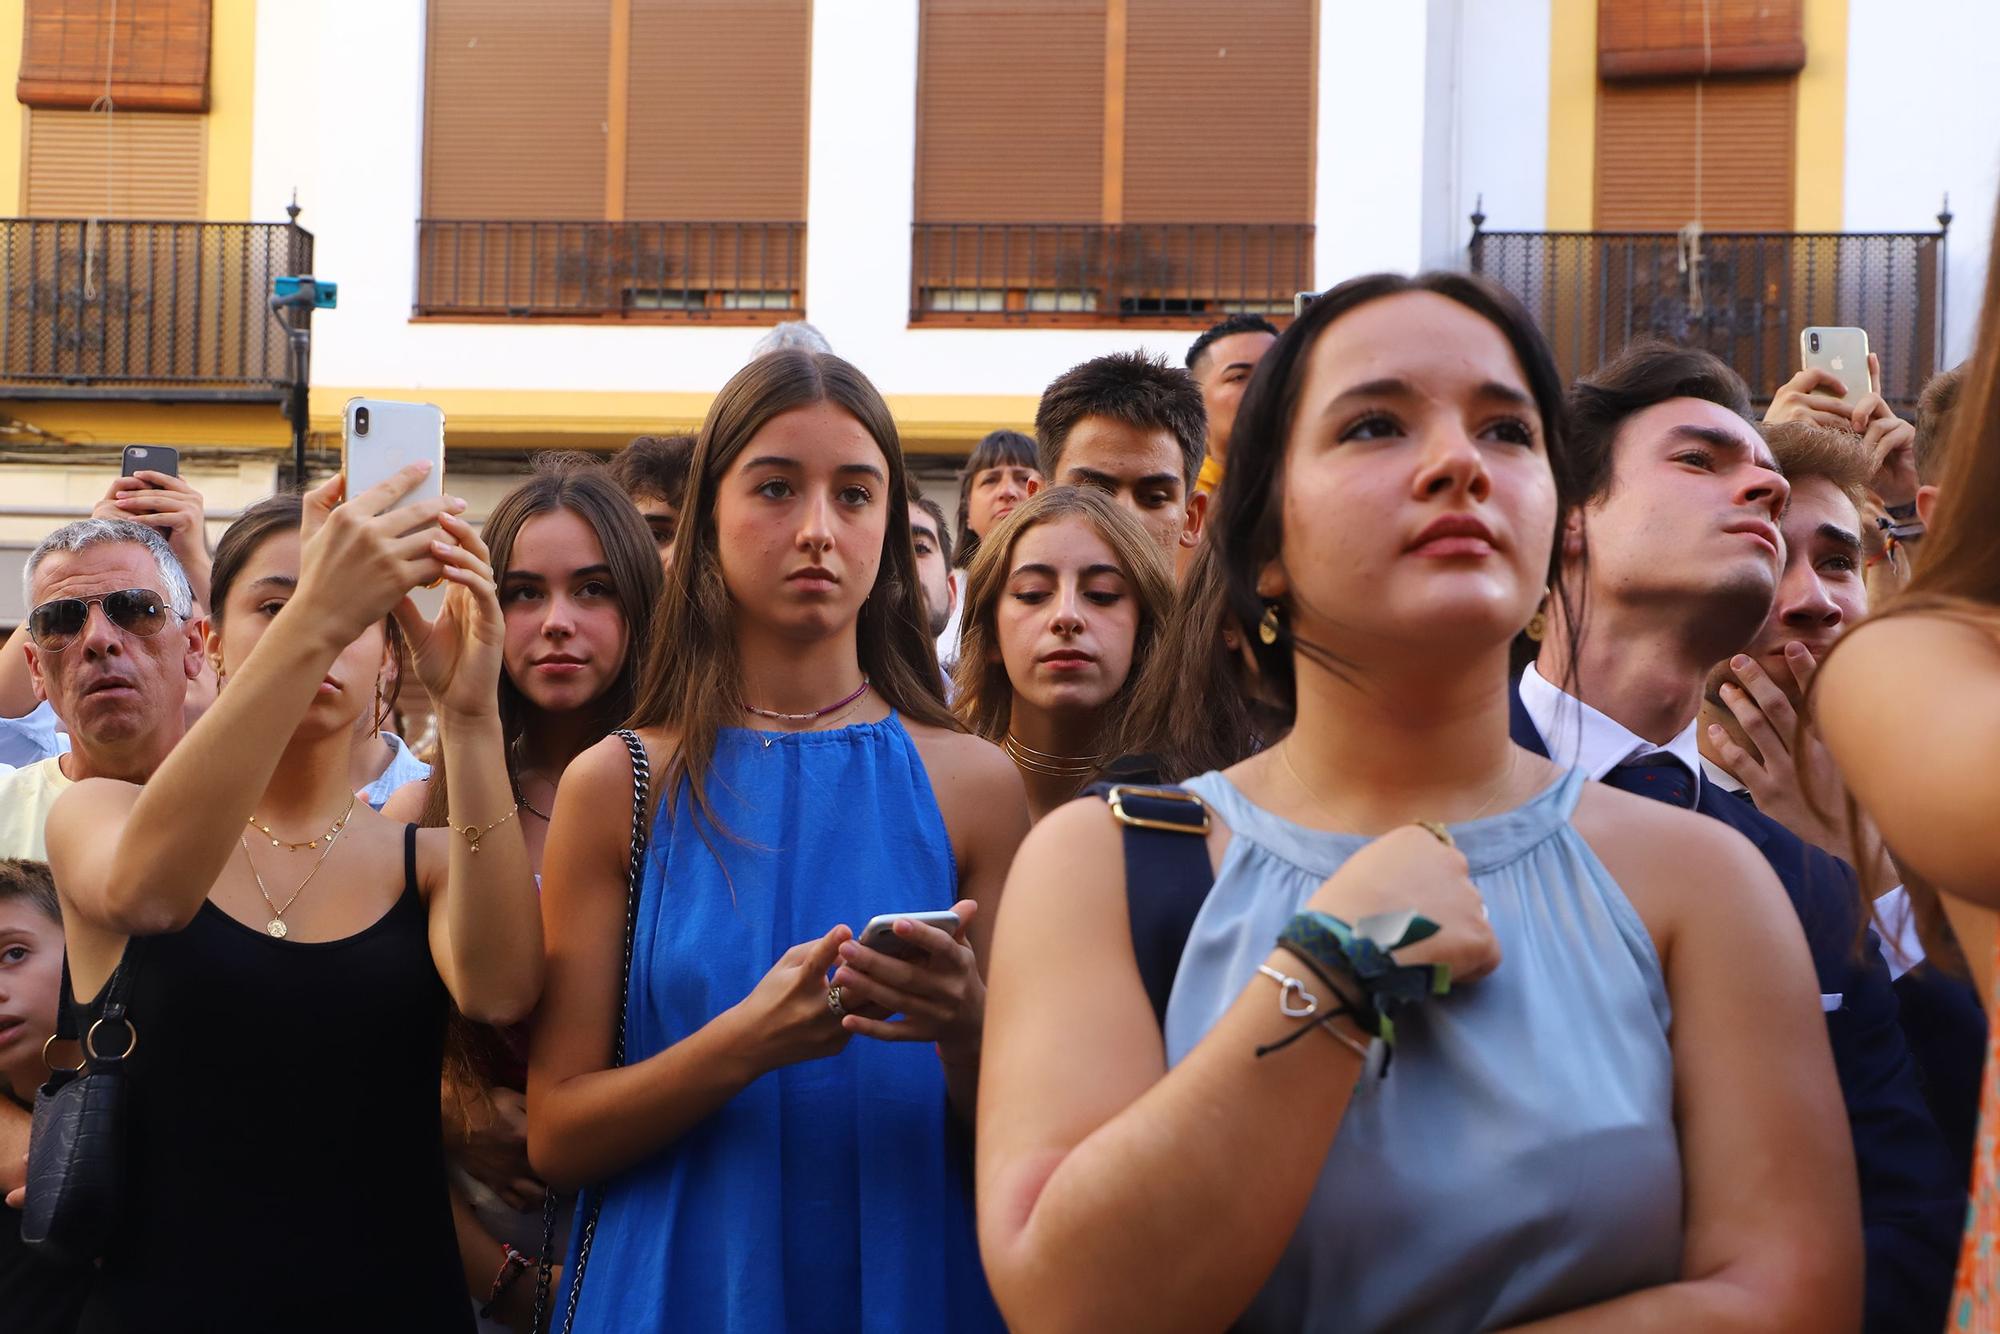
[414,220,805,323]
[1468,220,1949,412]
[0,218,313,402]
[910,222,1312,327]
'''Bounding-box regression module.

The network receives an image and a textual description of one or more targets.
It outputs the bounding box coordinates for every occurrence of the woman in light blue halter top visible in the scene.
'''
[528,351,1028,1334]
[975,273,1862,1331]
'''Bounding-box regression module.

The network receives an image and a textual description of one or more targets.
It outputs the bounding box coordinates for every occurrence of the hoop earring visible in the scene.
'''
[1257,603,1282,646]
[370,676,386,738]
[1525,588,1551,643]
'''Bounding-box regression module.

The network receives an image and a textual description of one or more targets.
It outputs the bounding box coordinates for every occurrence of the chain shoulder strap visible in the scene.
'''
[531,729,653,1334]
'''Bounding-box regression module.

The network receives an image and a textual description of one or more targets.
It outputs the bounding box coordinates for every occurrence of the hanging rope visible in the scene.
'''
[83,0,119,298]
[1682,0,1714,319]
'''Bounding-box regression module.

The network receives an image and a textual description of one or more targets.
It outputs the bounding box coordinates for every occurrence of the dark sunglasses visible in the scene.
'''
[27,588,175,652]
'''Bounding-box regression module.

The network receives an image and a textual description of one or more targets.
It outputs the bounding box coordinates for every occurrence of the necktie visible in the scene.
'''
[1601,754,1697,810]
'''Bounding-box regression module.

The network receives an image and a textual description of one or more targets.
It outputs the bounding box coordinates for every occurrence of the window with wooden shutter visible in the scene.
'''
[1594,74,1795,230]
[1121,0,1314,225]
[914,0,1106,225]
[24,107,204,217]
[1598,0,1804,80]
[17,0,211,113]
[422,0,611,221]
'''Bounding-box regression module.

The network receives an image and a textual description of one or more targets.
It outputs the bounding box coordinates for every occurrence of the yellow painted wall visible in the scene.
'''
[1794,0,1847,231]
[0,0,23,212]
[1545,0,1596,230]
[203,0,257,220]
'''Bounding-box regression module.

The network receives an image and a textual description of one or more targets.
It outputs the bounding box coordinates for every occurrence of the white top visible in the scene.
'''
[1518,663,1705,793]
[0,755,73,861]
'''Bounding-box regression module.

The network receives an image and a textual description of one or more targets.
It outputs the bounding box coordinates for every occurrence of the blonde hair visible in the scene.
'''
[951,486,1174,750]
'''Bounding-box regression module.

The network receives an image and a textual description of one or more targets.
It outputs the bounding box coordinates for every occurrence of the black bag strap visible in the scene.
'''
[533,729,652,1334]
[1087,783,1217,1029]
[54,938,140,1063]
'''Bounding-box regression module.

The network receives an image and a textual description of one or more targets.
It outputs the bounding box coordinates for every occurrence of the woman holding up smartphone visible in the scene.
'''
[975,273,1859,1332]
[529,350,1028,1334]
[951,485,1174,819]
[44,466,543,1334]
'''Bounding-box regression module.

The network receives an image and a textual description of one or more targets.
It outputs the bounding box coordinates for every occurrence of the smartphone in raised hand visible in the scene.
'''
[1800,327,1871,408]
[342,398,445,512]
[120,445,178,480]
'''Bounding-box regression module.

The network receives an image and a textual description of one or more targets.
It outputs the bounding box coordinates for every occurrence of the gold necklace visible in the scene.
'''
[1278,740,1517,834]
[1003,734,1108,781]
[245,792,355,851]
[238,804,351,938]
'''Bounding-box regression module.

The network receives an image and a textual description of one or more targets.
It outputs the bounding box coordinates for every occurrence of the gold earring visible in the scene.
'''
[1258,603,1282,646]
[1525,588,1550,643]
[370,676,386,738]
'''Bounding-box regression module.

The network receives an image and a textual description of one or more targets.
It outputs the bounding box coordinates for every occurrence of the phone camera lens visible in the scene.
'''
[1809,333,1820,354]
[354,406,370,436]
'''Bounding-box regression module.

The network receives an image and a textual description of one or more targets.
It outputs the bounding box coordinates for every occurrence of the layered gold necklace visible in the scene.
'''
[1003,734,1107,782]
[237,793,356,938]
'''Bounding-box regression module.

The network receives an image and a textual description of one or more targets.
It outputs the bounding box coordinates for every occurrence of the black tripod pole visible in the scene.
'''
[285,322,311,491]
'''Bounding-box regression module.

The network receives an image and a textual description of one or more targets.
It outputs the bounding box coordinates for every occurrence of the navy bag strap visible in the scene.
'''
[1086,782,1217,1028]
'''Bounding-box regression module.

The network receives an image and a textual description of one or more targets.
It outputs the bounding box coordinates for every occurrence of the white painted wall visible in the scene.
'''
[1843,0,2000,365]
[247,0,1480,406]
[1420,0,1550,267]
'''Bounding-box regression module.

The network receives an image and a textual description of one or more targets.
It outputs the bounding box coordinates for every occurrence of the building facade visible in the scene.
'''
[1,0,1995,622]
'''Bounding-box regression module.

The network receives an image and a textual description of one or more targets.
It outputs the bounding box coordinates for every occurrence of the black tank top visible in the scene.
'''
[75,825,470,1333]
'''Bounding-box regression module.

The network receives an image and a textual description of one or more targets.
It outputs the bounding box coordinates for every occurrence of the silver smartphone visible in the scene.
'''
[1800,327,1870,407]
[857,910,963,962]
[342,397,445,512]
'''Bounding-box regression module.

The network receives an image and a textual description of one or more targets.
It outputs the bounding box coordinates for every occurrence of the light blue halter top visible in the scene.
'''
[1169,766,1683,1332]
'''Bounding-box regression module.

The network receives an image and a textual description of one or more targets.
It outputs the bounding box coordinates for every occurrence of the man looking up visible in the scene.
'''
[1185,313,1278,500]
[907,483,957,640]
[1515,340,1963,1334]
[606,433,695,572]
[1031,351,1207,558]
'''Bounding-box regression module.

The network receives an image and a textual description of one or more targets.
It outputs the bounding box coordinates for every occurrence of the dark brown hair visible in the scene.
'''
[1913,364,1965,485]
[0,858,58,924]
[607,433,696,505]
[628,350,958,834]
[1565,339,1754,507]
[419,456,663,830]
[954,428,1038,569]
[950,486,1173,750]
[210,493,404,733]
[1035,351,1207,492]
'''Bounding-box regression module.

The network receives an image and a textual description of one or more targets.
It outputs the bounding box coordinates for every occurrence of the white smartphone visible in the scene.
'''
[343,397,445,512]
[858,910,963,962]
[1800,327,1871,408]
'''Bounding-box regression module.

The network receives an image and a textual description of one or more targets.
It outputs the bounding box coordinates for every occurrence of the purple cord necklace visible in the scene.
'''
[740,675,871,723]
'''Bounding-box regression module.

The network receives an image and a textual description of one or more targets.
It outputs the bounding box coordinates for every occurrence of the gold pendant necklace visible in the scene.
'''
[246,794,354,851]
[238,793,354,938]
[1279,741,1517,835]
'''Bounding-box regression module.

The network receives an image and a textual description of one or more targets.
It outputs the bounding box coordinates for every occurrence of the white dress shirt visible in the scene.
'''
[1518,663,1706,793]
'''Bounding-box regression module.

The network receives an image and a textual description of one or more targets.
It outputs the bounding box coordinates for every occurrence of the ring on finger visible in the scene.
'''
[826,985,845,1018]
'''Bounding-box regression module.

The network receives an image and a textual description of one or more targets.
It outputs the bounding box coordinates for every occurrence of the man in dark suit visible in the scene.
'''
[1517,341,1962,1334]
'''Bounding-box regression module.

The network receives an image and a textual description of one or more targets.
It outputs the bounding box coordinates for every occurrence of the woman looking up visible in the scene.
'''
[44,470,542,1333]
[529,350,1027,1333]
[975,273,1859,1332]
[952,485,1173,820]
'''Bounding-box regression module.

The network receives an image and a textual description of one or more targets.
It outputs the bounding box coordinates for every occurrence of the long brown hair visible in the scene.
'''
[951,486,1172,750]
[1813,187,2000,966]
[628,350,958,832]
[418,456,662,829]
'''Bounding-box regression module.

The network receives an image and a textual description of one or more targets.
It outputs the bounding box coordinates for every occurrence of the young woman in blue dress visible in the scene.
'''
[527,349,1028,1333]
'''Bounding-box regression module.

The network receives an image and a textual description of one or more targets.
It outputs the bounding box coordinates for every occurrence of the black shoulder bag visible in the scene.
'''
[531,729,652,1334]
[23,942,140,1265]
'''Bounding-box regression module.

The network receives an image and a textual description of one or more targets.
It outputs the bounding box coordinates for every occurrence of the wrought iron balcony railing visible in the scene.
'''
[1469,217,1949,412]
[910,221,1312,326]
[0,218,313,401]
[415,219,805,321]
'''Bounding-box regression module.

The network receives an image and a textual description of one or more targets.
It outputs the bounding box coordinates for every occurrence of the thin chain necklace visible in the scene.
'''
[752,689,870,750]
[1279,740,1517,834]
[238,795,353,938]
[741,676,870,723]
[245,792,355,852]
[1003,734,1107,781]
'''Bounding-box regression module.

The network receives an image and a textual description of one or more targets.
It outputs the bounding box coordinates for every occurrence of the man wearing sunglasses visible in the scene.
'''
[0,518,204,864]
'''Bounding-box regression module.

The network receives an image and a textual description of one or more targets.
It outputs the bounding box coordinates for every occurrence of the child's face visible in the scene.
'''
[0,903,64,1100]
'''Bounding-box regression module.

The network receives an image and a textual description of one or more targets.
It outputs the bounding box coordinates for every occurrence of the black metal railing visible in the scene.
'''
[1469,218,1948,412]
[0,218,313,399]
[415,220,805,320]
[911,222,1313,324]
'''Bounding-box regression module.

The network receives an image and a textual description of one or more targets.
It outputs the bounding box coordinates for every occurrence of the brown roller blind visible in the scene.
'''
[915,0,1105,223]
[18,0,211,113]
[625,0,807,220]
[1122,0,1314,224]
[1594,75,1794,230]
[24,107,204,216]
[1598,0,1804,80]
[423,0,610,220]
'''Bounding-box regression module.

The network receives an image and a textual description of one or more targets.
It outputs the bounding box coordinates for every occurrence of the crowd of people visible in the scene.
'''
[2,194,2000,1334]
